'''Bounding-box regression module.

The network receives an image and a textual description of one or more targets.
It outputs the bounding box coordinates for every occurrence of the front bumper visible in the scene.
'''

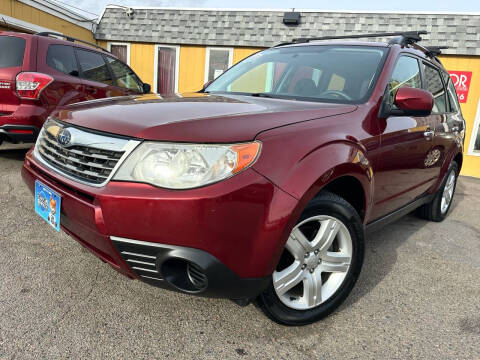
[22,149,298,300]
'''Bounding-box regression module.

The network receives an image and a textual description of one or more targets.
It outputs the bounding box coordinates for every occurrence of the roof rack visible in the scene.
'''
[280,30,427,47]
[406,43,447,64]
[35,32,110,53]
[424,46,449,57]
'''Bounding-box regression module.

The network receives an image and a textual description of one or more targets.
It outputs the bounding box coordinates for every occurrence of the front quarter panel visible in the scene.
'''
[253,115,376,224]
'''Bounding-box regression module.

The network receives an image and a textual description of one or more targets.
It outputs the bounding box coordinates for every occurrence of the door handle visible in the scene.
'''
[424,130,434,139]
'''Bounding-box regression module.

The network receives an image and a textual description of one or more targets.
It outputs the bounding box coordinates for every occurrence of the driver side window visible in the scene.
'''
[388,56,422,105]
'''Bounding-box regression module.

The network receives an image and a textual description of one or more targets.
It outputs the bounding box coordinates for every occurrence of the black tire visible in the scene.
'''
[416,161,458,222]
[256,191,365,326]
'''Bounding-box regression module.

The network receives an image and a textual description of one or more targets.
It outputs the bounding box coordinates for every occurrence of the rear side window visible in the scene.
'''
[422,63,447,114]
[106,57,142,92]
[0,36,26,69]
[46,45,79,76]
[76,49,112,85]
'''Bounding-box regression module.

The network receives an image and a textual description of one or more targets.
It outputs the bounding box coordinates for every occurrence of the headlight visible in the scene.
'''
[113,141,261,189]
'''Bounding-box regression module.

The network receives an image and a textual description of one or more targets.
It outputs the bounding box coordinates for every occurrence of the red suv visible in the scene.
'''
[0,31,149,146]
[22,31,465,325]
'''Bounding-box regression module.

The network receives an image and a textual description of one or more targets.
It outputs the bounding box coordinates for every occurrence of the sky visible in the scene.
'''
[57,0,480,19]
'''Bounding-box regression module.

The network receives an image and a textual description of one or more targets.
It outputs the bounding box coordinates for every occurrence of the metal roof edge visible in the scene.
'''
[19,0,96,30]
[102,6,480,16]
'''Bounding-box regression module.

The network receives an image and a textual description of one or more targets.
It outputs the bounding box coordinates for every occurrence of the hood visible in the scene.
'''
[54,93,357,143]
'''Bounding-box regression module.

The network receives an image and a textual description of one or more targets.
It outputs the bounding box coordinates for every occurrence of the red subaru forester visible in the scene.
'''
[22,32,465,325]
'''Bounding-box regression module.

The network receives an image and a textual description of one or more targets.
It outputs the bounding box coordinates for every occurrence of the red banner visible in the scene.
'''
[448,71,472,103]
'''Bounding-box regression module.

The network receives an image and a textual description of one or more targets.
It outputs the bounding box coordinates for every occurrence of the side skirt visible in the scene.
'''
[365,194,435,235]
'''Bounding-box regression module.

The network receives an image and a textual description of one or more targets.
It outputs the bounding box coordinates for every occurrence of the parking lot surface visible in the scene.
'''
[0,144,479,359]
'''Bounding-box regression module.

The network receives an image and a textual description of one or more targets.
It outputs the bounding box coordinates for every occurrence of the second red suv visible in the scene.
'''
[0,31,149,146]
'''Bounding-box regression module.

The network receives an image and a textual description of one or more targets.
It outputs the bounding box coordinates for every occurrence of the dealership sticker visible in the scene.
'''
[35,180,61,232]
[0,82,10,89]
[448,71,472,103]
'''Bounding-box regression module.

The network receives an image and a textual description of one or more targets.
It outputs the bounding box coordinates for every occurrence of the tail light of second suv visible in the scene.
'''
[16,72,53,99]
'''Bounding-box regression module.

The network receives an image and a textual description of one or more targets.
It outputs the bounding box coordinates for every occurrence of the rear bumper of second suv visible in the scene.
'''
[0,124,39,143]
[0,104,49,143]
[22,149,299,301]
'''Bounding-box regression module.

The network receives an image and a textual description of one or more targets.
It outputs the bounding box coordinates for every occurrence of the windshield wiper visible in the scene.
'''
[249,93,275,98]
[208,91,283,99]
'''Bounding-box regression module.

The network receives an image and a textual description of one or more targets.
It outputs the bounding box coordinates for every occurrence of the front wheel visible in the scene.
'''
[257,191,364,326]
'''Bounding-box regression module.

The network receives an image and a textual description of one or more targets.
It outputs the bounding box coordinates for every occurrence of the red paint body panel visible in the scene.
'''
[53,94,357,143]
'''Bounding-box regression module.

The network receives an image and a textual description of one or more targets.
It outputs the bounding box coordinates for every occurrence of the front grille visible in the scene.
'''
[35,121,136,186]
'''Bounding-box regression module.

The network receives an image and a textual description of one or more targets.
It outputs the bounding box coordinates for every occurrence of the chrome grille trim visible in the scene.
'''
[34,119,141,187]
[39,143,115,172]
[126,258,156,266]
[121,251,156,260]
[111,236,163,281]
[132,266,158,273]
[37,147,108,182]
[140,275,164,281]
[40,135,118,170]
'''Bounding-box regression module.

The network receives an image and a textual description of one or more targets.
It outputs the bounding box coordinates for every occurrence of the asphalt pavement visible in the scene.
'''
[0,143,479,359]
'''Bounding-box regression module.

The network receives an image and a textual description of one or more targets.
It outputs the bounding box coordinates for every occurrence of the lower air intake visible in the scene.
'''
[187,262,208,290]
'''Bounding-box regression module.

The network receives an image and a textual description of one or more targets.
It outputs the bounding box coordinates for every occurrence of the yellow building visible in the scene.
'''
[0,0,95,42]
[440,56,480,177]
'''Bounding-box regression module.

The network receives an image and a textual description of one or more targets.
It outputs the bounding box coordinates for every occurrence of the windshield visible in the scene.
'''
[206,45,388,104]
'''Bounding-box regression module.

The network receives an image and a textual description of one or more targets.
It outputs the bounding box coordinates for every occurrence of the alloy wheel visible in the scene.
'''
[273,215,352,310]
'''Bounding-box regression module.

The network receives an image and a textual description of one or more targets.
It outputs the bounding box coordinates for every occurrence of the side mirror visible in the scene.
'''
[142,83,151,94]
[393,87,434,116]
[202,80,213,92]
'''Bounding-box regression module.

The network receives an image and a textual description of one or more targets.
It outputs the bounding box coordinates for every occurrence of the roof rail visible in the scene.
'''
[280,30,427,47]
[35,32,110,53]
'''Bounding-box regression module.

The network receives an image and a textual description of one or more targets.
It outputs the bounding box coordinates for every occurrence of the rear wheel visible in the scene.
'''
[417,161,458,222]
[257,191,364,326]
